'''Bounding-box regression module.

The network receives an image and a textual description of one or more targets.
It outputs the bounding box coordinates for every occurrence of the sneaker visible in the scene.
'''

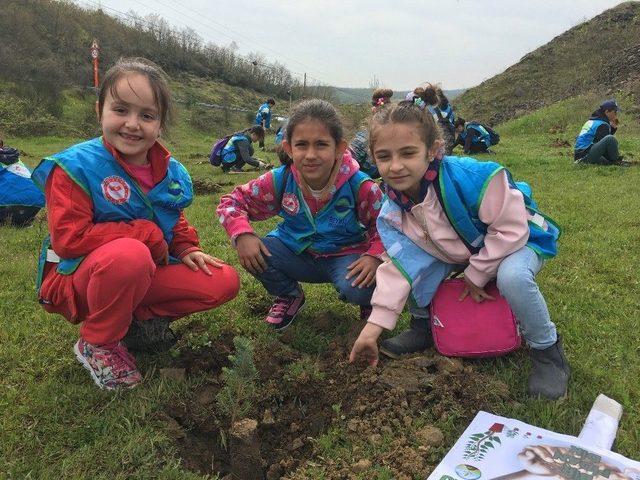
[359,305,373,322]
[74,338,142,390]
[122,317,178,354]
[265,294,306,332]
[379,316,433,359]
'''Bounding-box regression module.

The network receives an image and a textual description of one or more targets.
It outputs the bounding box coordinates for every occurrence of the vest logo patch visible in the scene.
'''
[102,176,131,204]
[282,193,299,215]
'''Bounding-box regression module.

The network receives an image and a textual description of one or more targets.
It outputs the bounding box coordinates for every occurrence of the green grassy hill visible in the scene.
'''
[455,1,640,124]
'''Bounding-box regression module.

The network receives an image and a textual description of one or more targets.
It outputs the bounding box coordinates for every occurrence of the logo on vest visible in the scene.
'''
[102,176,131,204]
[282,193,299,215]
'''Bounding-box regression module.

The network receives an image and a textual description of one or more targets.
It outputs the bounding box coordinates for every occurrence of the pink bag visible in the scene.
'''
[429,278,521,358]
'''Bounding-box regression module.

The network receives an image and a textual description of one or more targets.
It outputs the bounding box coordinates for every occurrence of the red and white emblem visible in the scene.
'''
[101,176,131,204]
[282,192,300,215]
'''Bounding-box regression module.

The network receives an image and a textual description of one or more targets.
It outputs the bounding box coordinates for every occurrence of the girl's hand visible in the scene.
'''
[346,255,382,288]
[349,323,384,367]
[236,233,271,275]
[181,251,225,275]
[459,276,495,303]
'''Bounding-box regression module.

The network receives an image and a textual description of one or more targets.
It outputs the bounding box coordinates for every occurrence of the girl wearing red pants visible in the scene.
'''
[32,58,239,390]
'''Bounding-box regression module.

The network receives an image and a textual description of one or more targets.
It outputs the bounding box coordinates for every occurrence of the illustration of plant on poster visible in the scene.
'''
[428,412,640,480]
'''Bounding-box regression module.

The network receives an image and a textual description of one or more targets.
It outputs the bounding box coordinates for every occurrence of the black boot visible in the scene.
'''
[379,316,432,359]
[122,317,178,353]
[527,335,570,400]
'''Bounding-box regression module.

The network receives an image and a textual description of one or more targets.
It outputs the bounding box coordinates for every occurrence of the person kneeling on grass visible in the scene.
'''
[32,57,240,390]
[349,101,569,400]
[574,99,629,166]
[453,117,499,154]
[217,99,385,331]
[221,126,272,173]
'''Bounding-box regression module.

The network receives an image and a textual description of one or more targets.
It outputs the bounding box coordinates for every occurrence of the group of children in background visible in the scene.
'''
[29,56,631,400]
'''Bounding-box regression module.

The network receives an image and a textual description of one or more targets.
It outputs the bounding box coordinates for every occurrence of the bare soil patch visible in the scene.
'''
[161,320,515,479]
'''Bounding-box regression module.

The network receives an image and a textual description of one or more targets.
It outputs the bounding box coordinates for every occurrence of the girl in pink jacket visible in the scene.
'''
[349,101,569,400]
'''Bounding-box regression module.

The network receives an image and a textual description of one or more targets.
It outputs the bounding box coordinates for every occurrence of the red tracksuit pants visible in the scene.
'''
[68,238,239,345]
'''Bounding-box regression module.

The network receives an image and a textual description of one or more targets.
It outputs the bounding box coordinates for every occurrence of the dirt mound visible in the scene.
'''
[160,325,515,479]
[192,178,234,195]
[550,138,571,148]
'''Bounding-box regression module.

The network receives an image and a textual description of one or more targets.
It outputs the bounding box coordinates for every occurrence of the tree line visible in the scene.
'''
[0,0,333,120]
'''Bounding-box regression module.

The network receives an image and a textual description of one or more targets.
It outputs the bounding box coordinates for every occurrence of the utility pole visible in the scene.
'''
[90,39,100,90]
[302,73,306,98]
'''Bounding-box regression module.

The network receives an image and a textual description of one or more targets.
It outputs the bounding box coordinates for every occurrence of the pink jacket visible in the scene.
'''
[368,170,530,331]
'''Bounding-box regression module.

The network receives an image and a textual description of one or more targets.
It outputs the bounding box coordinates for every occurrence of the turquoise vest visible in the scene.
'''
[574,119,609,151]
[267,165,369,254]
[436,156,560,258]
[460,123,491,147]
[254,102,272,128]
[378,156,561,305]
[221,134,251,164]
[377,200,455,307]
[32,138,193,288]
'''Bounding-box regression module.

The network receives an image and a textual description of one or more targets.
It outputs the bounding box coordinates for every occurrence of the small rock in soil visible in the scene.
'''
[160,367,187,381]
[436,357,464,373]
[194,385,217,406]
[262,409,275,425]
[352,459,371,473]
[266,463,283,480]
[291,436,304,450]
[414,425,444,447]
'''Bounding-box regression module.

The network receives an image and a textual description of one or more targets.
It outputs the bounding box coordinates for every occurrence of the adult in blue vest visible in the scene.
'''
[454,117,497,154]
[574,99,627,166]
[221,126,271,173]
[0,140,45,226]
[254,98,275,149]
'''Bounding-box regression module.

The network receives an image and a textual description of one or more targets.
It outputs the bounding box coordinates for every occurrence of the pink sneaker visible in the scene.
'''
[74,338,142,390]
[265,294,306,332]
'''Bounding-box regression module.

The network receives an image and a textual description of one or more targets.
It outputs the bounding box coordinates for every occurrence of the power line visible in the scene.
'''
[77,0,362,102]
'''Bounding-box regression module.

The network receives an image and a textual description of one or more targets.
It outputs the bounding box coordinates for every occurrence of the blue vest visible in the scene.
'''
[436,104,456,128]
[267,165,369,254]
[574,119,609,151]
[436,156,560,258]
[377,157,561,304]
[255,102,272,128]
[0,160,45,209]
[377,200,455,307]
[460,123,491,147]
[32,138,193,286]
[222,134,251,164]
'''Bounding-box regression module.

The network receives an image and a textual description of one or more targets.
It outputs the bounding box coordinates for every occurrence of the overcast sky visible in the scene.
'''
[79,0,624,91]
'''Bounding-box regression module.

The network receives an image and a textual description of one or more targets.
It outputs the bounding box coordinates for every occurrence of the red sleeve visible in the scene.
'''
[45,167,168,262]
[357,180,385,257]
[169,211,201,259]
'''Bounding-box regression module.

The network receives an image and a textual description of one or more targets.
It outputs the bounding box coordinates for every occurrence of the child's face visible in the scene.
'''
[100,73,161,165]
[455,124,464,134]
[372,122,437,200]
[283,119,346,190]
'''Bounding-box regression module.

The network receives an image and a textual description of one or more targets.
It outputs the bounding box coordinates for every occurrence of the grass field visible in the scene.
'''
[1,94,639,478]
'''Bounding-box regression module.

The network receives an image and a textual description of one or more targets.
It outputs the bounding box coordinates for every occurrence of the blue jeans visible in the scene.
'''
[411,246,557,349]
[252,236,375,306]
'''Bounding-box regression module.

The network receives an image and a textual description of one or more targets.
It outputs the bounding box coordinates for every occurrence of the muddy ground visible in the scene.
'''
[159,318,516,480]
